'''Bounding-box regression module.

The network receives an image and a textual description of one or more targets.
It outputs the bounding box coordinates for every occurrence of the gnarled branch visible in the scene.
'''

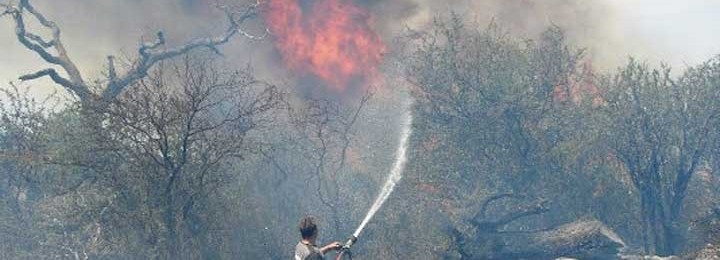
[19,68,91,100]
[471,194,550,233]
[12,0,86,87]
[102,2,263,101]
[3,0,264,103]
[478,193,522,219]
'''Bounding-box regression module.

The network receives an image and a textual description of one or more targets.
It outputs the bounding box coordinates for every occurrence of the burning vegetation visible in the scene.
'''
[264,0,385,90]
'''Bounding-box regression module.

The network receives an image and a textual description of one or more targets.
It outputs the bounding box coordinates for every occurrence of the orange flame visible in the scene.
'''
[264,0,385,91]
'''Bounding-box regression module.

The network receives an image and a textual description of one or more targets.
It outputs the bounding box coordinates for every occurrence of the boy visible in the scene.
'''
[294,216,342,260]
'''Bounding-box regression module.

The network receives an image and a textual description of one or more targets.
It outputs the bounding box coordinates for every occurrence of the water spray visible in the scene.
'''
[337,108,413,259]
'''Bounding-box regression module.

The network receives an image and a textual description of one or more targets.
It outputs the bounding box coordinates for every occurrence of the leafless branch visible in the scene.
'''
[103,2,263,101]
[471,194,550,233]
[2,0,264,103]
[18,68,90,98]
[478,193,521,219]
[6,0,86,98]
[0,3,11,16]
[333,89,373,175]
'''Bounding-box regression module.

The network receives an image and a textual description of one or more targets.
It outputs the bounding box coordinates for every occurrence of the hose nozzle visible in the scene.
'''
[342,235,357,250]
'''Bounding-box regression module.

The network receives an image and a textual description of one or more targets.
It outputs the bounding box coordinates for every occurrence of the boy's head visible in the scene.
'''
[299,216,318,240]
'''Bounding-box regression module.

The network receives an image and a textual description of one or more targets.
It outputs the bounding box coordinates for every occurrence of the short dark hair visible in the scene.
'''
[299,216,318,239]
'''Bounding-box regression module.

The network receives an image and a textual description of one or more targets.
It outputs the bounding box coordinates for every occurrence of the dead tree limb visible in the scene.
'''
[477,193,522,219]
[471,195,550,233]
[4,0,89,99]
[469,193,549,233]
[450,193,624,259]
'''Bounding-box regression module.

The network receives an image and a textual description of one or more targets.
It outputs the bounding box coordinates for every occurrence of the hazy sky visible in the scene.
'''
[607,0,720,69]
[1,0,719,100]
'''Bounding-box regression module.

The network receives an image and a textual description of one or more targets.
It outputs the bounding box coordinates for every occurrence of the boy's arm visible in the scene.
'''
[320,241,342,253]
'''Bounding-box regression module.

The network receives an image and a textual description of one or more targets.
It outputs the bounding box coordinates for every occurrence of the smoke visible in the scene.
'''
[360,0,624,71]
[362,0,720,72]
[352,99,412,239]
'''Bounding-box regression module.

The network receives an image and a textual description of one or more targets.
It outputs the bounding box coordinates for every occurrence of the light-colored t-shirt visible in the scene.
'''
[294,241,323,260]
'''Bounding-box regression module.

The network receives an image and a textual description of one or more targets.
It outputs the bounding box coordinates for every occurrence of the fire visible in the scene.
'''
[264,0,386,91]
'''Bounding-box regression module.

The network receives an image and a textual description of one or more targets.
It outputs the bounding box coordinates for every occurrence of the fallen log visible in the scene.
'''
[458,218,625,259]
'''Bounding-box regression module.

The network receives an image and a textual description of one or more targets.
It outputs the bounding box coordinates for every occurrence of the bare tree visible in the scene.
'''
[288,90,373,238]
[601,58,720,255]
[95,54,279,258]
[0,0,264,103]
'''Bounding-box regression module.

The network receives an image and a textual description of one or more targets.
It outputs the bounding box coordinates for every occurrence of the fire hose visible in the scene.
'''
[335,235,357,260]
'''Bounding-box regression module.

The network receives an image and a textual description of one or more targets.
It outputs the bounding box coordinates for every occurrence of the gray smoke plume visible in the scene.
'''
[364,0,630,71]
[364,0,720,72]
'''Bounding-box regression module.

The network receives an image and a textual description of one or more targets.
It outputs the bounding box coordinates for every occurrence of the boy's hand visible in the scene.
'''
[330,241,342,250]
[321,241,342,253]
